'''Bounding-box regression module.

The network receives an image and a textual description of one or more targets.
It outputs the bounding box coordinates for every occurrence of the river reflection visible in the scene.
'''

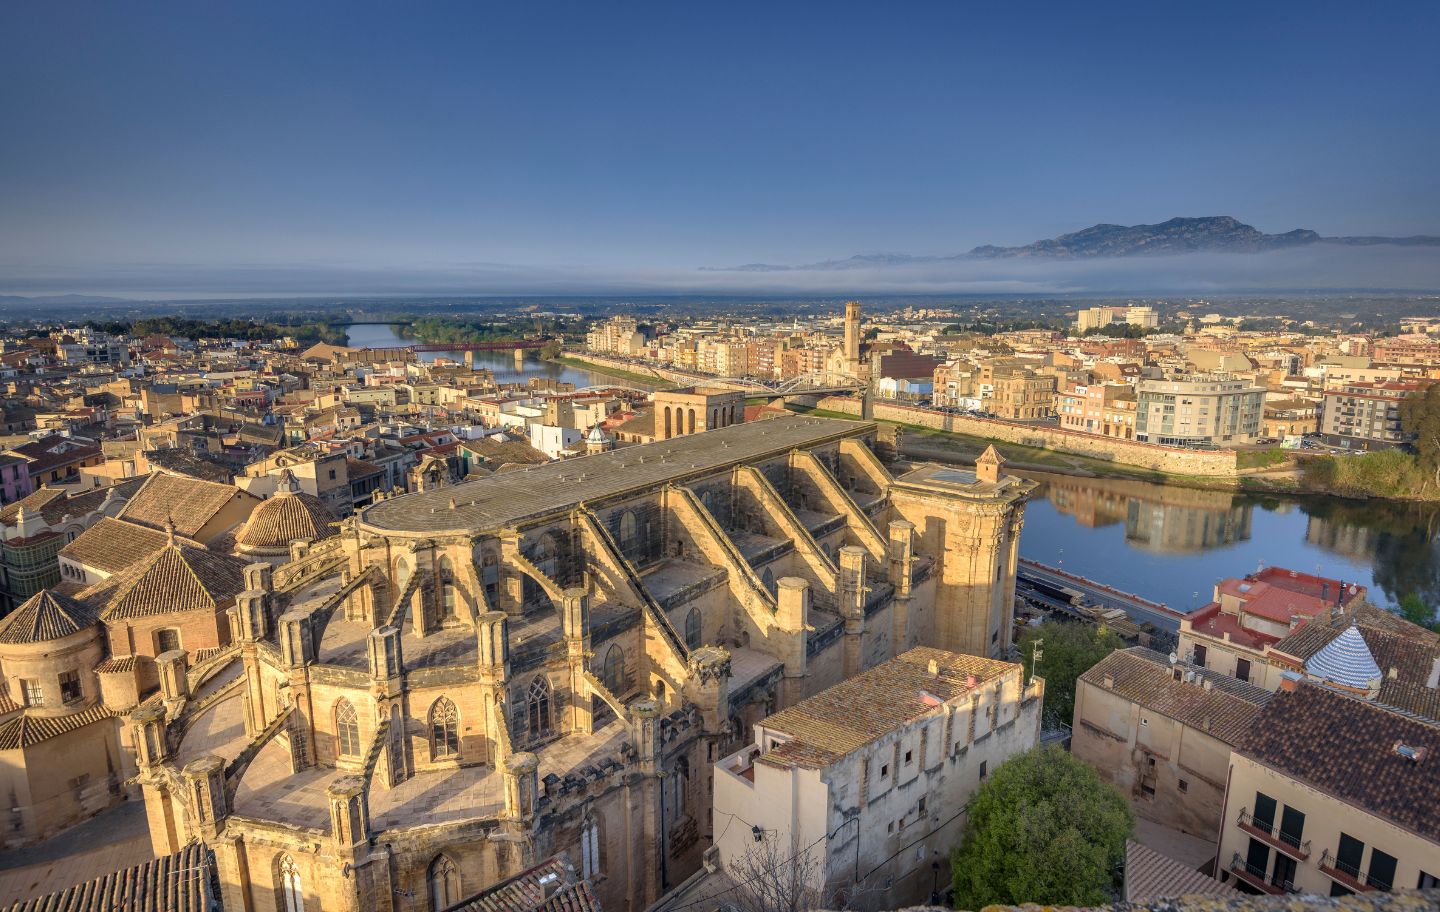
[1019,472,1439,611]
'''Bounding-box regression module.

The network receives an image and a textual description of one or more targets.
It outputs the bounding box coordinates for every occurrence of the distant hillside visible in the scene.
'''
[708,216,1440,271]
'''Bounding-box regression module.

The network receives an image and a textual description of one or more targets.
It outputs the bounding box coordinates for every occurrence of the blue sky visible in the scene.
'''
[1,1,1438,295]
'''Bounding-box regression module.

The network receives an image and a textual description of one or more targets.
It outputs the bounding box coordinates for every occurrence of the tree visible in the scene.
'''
[729,833,822,912]
[538,339,564,360]
[1018,620,1124,728]
[1398,593,1440,632]
[1400,384,1440,491]
[950,745,1133,909]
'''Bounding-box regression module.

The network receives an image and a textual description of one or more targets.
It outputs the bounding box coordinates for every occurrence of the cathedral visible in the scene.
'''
[120,415,1033,912]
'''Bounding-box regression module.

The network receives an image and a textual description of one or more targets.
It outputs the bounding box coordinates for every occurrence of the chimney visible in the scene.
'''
[1102,674,1114,690]
[1279,675,1298,693]
[927,659,939,678]
[965,673,979,688]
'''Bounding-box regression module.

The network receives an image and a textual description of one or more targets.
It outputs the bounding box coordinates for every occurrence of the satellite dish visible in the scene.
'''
[1168,652,1178,665]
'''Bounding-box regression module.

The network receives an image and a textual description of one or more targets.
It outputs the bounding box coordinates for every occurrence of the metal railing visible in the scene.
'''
[1236,807,1310,858]
[1229,854,1296,895]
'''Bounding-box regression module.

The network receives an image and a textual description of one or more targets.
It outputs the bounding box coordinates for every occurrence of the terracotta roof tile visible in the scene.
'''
[0,589,99,644]
[759,647,1015,769]
[1125,839,1237,902]
[445,856,598,912]
[0,704,114,750]
[1236,681,1440,843]
[118,472,253,539]
[4,840,216,912]
[60,517,201,576]
[1080,648,1271,745]
[235,490,337,550]
[83,542,247,621]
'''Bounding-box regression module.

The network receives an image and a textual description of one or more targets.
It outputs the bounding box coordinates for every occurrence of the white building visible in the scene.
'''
[713,646,1043,910]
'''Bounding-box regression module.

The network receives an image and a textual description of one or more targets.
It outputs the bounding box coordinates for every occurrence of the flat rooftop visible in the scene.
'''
[892,462,1033,500]
[359,415,873,535]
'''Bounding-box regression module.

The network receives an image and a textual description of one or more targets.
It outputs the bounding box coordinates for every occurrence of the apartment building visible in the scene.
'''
[1261,399,1319,441]
[714,648,1042,910]
[584,316,643,355]
[1076,305,1159,333]
[1320,381,1426,450]
[1217,680,1440,897]
[1134,374,1265,447]
[1058,381,1138,438]
[984,365,1057,420]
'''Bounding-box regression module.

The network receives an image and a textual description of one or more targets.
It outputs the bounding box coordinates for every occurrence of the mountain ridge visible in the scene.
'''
[705,216,1440,272]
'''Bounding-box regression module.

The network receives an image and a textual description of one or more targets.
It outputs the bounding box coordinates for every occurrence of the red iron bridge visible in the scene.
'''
[361,340,548,353]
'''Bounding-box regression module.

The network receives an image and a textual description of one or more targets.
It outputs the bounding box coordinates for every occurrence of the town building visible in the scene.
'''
[713,647,1042,910]
[1058,381,1138,439]
[1134,374,1265,447]
[1217,679,1440,897]
[1076,305,1159,334]
[1178,567,1366,690]
[1073,647,1271,841]
[1320,381,1427,450]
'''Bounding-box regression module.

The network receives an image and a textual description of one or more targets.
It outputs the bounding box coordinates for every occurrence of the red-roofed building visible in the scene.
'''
[1180,567,1365,690]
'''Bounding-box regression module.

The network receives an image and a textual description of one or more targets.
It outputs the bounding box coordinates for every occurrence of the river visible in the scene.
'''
[342,323,661,390]
[346,321,1436,611]
[1017,471,1439,612]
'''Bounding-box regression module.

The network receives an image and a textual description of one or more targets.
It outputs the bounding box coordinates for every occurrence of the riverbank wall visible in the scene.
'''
[558,352,754,391]
[816,395,1241,477]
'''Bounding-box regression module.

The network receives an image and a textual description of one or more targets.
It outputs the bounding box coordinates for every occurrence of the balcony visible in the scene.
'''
[1318,851,1379,893]
[1236,808,1310,860]
[1229,854,1293,895]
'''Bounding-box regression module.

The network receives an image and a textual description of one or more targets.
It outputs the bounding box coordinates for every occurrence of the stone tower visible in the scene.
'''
[843,300,862,374]
[887,461,1036,658]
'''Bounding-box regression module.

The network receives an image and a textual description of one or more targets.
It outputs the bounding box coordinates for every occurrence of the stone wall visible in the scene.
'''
[561,352,751,391]
[817,397,1240,477]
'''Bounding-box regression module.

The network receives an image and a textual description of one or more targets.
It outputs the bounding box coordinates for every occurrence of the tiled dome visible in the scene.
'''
[1305,624,1383,690]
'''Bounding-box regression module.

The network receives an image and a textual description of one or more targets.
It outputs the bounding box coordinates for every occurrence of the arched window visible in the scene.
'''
[334,699,360,758]
[429,697,459,760]
[277,854,305,912]
[684,609,702,650]
[761,567,776,596]
[428,854,461,911]
[663,406,672,438]
[438,557,457,621]
[687,409,696,435]
[481,550,499,604]
[580,819,602,879]
[603,644,627,695]
[526,677,552,740]
[395,557,412,593]
[618,511,638,557]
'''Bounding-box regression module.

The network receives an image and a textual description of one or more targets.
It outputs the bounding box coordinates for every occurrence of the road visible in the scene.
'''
[1018,559,1185,633]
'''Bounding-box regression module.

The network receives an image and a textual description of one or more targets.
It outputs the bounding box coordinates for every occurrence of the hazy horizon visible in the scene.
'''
[3,2,1439,299]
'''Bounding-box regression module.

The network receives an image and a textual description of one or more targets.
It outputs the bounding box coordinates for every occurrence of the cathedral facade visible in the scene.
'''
[130,415,1034,912]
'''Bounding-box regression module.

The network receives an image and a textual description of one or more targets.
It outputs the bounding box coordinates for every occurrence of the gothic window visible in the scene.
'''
[428,854,461,911]
[526,677,552,740]
[277,854,305,912]
[618,510,640,560]
[155,628,181,654]
[429,697,459,760]
[335,699,361,758]
[602,644,627,695]
[761,567,776,597]
[580,819,602,879]
[684,608,702,650]
[438,557,458,621]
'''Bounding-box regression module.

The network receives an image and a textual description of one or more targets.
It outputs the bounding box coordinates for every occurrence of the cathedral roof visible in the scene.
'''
[117,472,254,540]
[83,536,248,621]
[235,481,337,550]
[0,589,99,644]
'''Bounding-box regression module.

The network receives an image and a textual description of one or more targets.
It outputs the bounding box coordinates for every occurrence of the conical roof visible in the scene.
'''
[0,590,99,644]
[976,444,1005,465]
[1305,624,1383,689]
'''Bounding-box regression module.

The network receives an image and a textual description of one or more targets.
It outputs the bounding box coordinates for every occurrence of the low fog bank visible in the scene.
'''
[2,244,1439,300]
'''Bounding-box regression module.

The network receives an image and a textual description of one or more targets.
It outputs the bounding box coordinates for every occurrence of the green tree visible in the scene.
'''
[538,339,564,360]
[1018,620,1124,727]
[1398,593,1439,632]
[1400,384,1440,491]
[950,745,1133,909]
